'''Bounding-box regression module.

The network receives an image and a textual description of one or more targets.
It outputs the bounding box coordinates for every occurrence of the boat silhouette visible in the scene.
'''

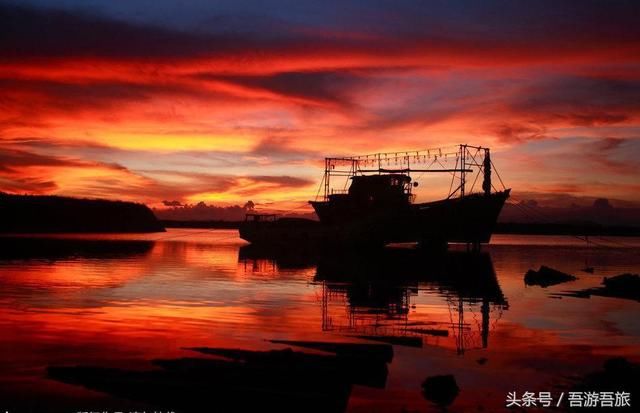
[240,144,510,248]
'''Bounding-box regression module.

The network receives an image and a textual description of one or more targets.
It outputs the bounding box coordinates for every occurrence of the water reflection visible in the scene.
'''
[238,246,508,354]
[0,236,154,261]
[0,232,638,413]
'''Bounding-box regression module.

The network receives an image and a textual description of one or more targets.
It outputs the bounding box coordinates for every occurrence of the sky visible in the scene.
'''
[1,0,639,210]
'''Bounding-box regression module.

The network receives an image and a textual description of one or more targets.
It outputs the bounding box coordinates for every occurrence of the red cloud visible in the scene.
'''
[1,2,639,206]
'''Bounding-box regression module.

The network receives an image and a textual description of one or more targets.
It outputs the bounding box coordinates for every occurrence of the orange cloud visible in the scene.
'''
[1,2,639,207]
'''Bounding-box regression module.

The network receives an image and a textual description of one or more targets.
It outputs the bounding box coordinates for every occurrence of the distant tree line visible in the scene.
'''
[154,200,255,221]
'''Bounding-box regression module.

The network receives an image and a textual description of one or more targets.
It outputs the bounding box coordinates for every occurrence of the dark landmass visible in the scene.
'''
[0,193,164,233]
[160,219,241,229]
[495,222,640,237]
[269,340,393,363]
[188,345,389,389]
[154,201,253,221]
[557,273,640,302]
[524,265,578,287]
[356,335,423,348]
[406,328,449,337]
[569,358,638,412]
[48,343,392,413]
[422,374,460,407]
[499,201,640,227]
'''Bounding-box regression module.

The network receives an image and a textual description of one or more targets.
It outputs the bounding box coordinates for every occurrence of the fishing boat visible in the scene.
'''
[239,144,510,249]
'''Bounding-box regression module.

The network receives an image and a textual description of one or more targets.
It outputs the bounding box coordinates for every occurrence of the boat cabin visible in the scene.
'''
[329,174,414,206]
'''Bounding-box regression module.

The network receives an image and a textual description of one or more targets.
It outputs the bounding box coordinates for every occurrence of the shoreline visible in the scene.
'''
[159,220,640,237]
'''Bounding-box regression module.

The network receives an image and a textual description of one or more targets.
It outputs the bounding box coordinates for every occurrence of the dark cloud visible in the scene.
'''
[135,169,314,201]
[1,79,153,107]
[508,77,640,127]
[0,78,222,120]
[203,71,365,106]
[0,141,316,199]
[247,175,312,188]
[0,146,139,194]
[144,170,313,191]
[3,1,639,65]
[0,176,58,193]
[0,3,249,61]
[492,123,552,144]
[0,148,98,173]
[579,137,639,176]
[2,1,640,206]
[251,136,318,161]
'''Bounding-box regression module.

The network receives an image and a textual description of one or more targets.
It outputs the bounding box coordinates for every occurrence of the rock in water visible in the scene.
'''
[601,273,640,300]
[524,265,577,287]
[422,374,460,407]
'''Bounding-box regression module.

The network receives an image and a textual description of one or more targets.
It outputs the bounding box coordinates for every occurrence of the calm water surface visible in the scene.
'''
[0,230,638,412]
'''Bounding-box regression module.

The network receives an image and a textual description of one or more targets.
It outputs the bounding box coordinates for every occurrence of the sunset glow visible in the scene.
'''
[2,0,639,210]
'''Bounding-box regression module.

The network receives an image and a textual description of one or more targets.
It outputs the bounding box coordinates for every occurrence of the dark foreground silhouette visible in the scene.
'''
[558,273,640,302]
[569,358,639,412]
[422,374,460,407]
[48,343,392,413]
[525,265,578,287]
[0,193,164,233]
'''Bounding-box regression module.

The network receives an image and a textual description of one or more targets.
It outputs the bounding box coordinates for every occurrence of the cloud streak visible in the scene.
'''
[1,1,639,206]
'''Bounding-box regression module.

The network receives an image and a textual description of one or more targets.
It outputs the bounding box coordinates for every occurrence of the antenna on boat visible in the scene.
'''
[460,144,466,198]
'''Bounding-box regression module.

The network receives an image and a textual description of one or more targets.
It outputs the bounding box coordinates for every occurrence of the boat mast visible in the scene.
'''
[460,144,466,198]
[323,158,330,200]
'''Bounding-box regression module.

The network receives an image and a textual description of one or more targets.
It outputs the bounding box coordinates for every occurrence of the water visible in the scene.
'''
[0,230,638,412]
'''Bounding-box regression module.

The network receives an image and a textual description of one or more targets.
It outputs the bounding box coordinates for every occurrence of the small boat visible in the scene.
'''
[240,144,510,248]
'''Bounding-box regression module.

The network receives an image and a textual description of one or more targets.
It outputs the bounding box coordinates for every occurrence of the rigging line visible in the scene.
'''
[411,158,439,186]
[594,235,638,249]
[435,158,457,177]
[466,147,485,193]
[513,200,602,244]
[469,168,481,194]
[509,199,577,229]
[153,229,239,242]
[256,201,312,215]
[509,202,595,246]
[448,156,459,196]
[490,159,506,190]
[511,193,637,250]
[507,199,626,250]
[468,153,485,194]
[314,173,325,202]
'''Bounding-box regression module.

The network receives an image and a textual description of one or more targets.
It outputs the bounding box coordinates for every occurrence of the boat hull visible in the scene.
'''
[240,190,510,247]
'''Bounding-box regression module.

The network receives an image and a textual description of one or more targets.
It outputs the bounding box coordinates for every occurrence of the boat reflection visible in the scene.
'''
[238,245,509,354]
